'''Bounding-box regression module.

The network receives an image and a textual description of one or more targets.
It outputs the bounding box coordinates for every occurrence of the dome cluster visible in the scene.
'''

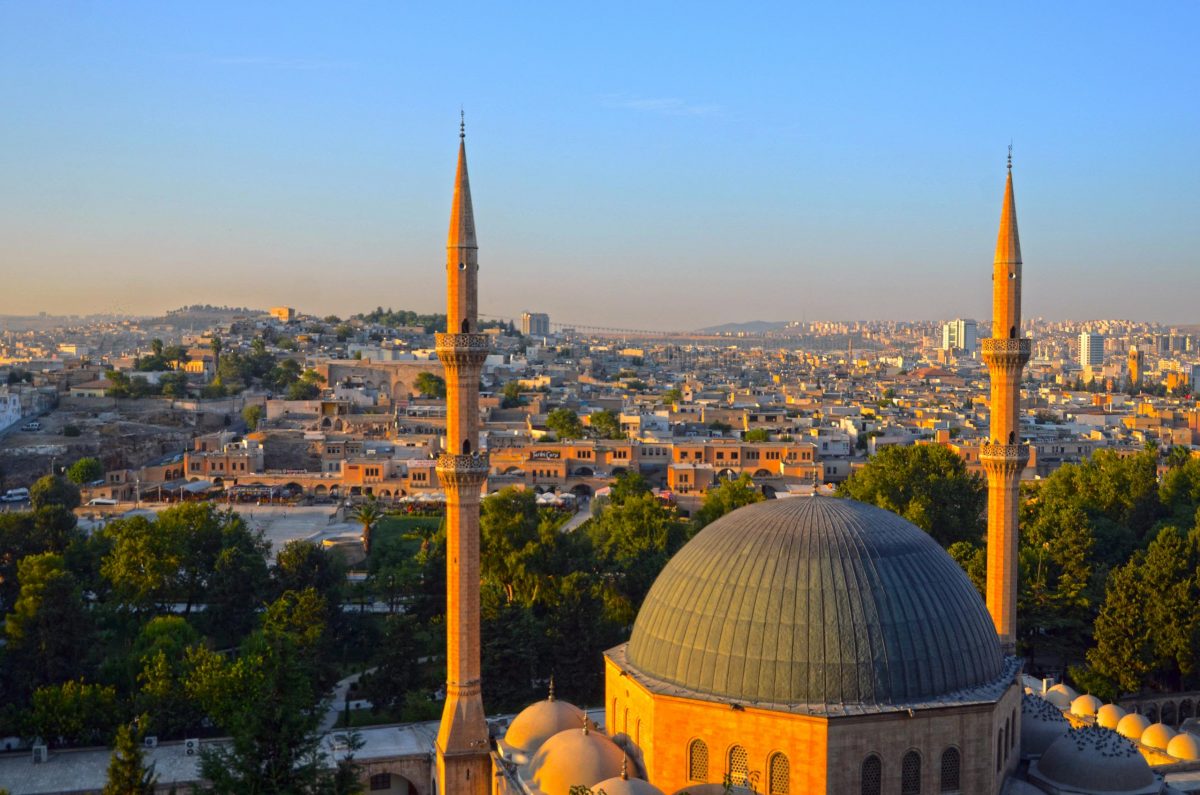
[1026,684,1200,764]
[498,695,664,795]
[627,497,1004,708]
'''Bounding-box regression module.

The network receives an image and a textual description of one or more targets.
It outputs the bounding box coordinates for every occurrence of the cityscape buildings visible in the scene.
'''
[942,318,978,354]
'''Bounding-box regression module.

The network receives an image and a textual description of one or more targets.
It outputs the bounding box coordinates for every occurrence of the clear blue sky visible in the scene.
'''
[1,2,1197,328]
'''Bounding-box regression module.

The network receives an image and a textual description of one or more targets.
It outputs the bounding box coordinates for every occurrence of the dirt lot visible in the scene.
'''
[0,399,227,489]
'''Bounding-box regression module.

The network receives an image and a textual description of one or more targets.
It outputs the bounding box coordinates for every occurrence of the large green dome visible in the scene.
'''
[625,496,1003,708]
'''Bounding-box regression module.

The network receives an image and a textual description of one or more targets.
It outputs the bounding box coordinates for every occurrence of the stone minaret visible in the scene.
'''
[435,118,492,795]
[980,151,1030,654]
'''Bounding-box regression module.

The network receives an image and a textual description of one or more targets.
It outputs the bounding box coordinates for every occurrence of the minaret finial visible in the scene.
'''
[581,712,589,735]
[460,108,465,140]
[621,755,629,780]
[548,675,555,702]
[1007,141,1013,171]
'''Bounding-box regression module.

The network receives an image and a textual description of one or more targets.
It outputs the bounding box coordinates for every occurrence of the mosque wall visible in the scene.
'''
[606,656,829,795]
[826,683,1019,794]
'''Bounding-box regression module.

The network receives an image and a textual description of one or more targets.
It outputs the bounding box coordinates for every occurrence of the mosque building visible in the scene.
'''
[432,128,1195,795]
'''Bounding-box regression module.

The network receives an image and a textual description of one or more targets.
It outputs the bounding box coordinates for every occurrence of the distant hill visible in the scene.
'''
[696,320,790,335]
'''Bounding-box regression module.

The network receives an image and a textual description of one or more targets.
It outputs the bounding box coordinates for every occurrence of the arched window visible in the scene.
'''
[635,718,641,746]
[901,751,921,795]
[1011,709,1017,747]
[768,752,789,795]
[996,731,1003,771]
[623,707,629,734]
[688,739,709,782]
[462,439,471,455]
[939,747,960,793]
[461,318,470,333]
[861,755,882,795]
[728,745,749,787]
[611,698,617,730]
[1004,717,1010,760]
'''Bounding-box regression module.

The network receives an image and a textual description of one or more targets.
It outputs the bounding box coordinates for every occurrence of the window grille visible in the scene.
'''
[768,752,789,795]
[901,751,921,795]
[728,745,749,787]
[861,755,882,795]
[370,773,392,791]
[688,740,709,782]
[939,747,960,793]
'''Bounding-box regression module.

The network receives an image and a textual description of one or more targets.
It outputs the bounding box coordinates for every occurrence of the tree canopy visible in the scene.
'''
[836,444,985,546]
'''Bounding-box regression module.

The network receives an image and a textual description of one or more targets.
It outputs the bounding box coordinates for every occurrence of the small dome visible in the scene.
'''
[504,698,587,756]
[1141,722,1177,751]
[1032,726,1156,794]
[1021,692,1071,757]
[627,497,1002,706]
[527,726,624,795]
[1071,694,1103,717]
[1116,713,1151,741]
[1044,683,1078,709]
[1097,703,1128,729]
[1167,732,1200,761]
[593,773,664,795]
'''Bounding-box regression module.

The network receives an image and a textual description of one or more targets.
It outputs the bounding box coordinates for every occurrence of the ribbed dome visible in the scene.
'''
[627,497,1003,706]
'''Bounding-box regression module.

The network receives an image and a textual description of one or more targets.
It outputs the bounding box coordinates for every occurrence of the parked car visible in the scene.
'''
[87,498,118,506]
[21,421,41,432]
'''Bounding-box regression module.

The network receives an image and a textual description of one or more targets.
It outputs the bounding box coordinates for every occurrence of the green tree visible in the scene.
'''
[30,475,81,511]
[6,553,95,691]
[587,409,624,440]
[66,457,103,485]
[608,471,651,506]
[836,444,985,546]
[101,515,182,613]
[25,679,119,746]
[546,408,584,440]
[480,487,570,605]
[351,500,383,555]
[286,369,325,400]
[357,613,426,716]
[187,593,339,794]
[242,404,263,431]
[413,371,446,399]
[103,722,157,795]
[588,491,688,625]
[742,428,770,442]
[134,618,206,738]
[158,371,190,398]
[692,473,764,530]
[662,387,682,404]
[500,380,524,408]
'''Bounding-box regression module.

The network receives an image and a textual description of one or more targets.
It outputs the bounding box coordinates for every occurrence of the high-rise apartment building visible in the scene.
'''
[1079,332,1105,367]
[941,318,977,353]
[520,311,550,337]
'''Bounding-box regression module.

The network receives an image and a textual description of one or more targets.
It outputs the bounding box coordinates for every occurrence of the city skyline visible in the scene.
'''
[2,2,1197,326]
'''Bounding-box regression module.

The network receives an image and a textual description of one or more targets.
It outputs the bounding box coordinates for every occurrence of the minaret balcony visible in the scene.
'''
[979,443,1029,475]
[981,338,1031,370]
[435,332,490,367]
[435,452,491,487]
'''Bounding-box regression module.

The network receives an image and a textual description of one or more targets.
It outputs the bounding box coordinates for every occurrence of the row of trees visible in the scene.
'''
[544,407,625,440]
[0,479,367,792]
[837,443,1200,700]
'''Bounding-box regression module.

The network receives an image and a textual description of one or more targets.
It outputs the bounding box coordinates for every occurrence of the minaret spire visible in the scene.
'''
[980,152,1031,654]
[435,119,492,795]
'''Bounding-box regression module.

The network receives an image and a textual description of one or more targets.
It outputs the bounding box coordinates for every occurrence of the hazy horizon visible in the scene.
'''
[2,3,1197,328]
